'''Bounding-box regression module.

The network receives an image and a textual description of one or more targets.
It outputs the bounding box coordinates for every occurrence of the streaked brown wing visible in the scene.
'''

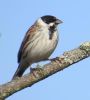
[18,24,36,63]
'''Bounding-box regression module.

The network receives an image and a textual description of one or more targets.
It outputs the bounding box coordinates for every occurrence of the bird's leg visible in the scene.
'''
[30,67,35,72]
[47,57,60,62]
[30,67,38,78]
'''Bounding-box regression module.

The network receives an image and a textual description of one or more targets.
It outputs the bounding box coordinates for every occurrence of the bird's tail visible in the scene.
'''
[12,63,28,80]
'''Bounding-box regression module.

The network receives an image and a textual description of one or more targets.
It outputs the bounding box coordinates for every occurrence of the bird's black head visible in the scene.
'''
[41,15,62,24]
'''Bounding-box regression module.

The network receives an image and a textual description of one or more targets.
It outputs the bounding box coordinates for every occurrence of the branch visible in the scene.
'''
[0,41,90,100]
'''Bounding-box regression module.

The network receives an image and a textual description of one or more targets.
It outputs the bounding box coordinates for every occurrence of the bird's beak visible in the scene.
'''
[56,19,63,24]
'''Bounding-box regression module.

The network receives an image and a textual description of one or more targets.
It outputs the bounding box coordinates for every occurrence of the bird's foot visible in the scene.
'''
[30,67,43,72]
[30,66,44,78]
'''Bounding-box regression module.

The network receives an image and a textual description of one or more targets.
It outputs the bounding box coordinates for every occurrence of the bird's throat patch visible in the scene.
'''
[49,25,56,39]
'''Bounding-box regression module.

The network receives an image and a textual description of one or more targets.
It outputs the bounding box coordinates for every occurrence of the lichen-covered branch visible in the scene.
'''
[0,41,90,100]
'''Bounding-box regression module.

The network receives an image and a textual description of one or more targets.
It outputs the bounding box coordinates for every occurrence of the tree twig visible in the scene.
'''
[0,41,90,100]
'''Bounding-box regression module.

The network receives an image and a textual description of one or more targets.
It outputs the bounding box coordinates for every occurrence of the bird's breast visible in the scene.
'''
[26,29,58,62]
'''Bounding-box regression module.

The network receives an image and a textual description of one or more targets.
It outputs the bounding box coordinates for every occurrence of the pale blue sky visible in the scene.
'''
[0,0,90,100]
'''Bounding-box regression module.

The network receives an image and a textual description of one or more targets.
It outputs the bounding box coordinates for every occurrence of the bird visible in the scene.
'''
[12,15,63,79]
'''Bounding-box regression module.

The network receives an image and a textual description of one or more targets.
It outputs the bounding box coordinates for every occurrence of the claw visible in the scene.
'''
[30,67,44,78]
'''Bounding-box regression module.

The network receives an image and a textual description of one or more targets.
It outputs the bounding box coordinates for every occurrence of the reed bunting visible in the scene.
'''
[12,15,63,79]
